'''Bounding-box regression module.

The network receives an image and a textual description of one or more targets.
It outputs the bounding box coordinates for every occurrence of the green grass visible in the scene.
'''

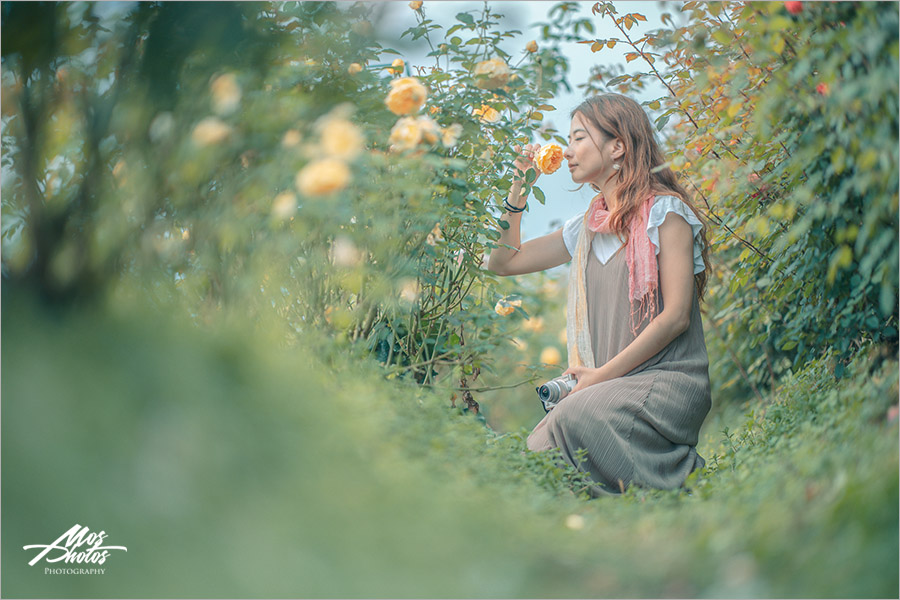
[3,290,897,598]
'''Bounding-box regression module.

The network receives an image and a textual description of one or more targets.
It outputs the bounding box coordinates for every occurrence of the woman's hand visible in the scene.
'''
[562,365,608,393]
[512,143,541,186]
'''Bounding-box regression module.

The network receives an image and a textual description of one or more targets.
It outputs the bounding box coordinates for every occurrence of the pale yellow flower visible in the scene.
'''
[426,223,444,246]
[409,0,423,9]
[348,62,363,75]
[210,73,241,115]
[558,328,567,345]
[473,104,501,124]
[331,235,362,267]
[399,278,420,304]
[272,191,297,219]
[565,514,585,531]
[540,346,562,365]
[385,76,427,115]
[281,129,302,148]
[526,40,538,53]
[522,316,545,333]
[295,159,350,197]
[191,117,232,146]
[319,118,365,160]
[389,116,423,151]
[441,123,463,147]
[418,115,440,145]
[474,57,512,89]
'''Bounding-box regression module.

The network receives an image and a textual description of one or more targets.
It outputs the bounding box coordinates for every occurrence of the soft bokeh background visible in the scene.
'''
[2,1,897,598]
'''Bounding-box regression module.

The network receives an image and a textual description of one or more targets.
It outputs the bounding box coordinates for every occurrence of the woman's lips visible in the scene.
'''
[568,163,578,170]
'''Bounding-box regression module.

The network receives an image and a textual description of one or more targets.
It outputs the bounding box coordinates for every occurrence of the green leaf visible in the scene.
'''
[456,12,474,26]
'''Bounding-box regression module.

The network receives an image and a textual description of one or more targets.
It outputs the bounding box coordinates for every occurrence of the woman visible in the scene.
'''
[487,93,712,496]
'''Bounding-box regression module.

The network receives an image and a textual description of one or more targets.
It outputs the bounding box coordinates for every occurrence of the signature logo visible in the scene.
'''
[24,524,127,567]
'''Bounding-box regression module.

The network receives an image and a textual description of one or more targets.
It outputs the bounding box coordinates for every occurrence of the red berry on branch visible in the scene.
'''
[816,82,830,96]
[785,1,803,14]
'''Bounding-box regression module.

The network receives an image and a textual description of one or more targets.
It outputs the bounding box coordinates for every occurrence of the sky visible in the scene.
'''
[377,0,669,241]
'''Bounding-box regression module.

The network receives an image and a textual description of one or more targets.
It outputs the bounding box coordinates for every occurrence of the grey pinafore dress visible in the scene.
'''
[527,246,711,496]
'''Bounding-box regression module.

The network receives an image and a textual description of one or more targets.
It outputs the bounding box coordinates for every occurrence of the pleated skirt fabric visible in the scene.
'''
[527,248,712,496]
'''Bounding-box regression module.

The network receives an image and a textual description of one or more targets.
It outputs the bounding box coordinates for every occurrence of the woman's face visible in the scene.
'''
[564,112,619,186]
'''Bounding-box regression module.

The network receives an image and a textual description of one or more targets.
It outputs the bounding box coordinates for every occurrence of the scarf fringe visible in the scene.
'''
[567,194,659,369]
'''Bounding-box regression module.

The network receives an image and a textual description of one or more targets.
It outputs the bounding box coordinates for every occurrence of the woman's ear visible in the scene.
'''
[611,138,625,161]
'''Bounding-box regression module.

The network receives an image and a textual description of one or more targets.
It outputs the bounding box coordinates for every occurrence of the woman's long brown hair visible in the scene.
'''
[573,93,711,299]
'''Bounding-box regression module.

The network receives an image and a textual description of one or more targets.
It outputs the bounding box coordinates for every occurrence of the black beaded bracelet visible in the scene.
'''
[504,199,528,213]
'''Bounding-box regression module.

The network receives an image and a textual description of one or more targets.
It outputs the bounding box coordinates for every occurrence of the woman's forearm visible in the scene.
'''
[487,182,527,274]
[566,310,689,390]
[597,311,688,379]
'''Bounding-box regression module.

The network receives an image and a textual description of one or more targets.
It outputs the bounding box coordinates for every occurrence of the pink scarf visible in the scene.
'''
[587,193,659,335]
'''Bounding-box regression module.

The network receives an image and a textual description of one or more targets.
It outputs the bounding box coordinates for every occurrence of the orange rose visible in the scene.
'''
[526,40,538,53]
[384,76,427,115]
[347,63,363,75]
[535,144,564,174]
[389,58,405,75]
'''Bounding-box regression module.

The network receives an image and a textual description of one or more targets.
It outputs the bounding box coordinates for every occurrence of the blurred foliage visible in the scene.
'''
[3,288,896,598]
[575,1,899,400]
[1,1,578,411]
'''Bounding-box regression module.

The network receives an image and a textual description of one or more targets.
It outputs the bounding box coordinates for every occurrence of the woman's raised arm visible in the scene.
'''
[487,144,572,276]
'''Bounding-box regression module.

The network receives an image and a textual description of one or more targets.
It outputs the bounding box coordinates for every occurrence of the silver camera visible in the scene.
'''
[536,374,576,412]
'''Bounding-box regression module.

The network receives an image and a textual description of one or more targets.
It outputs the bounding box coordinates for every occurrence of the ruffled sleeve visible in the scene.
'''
[647,195,705,274]
[561,210,585,259]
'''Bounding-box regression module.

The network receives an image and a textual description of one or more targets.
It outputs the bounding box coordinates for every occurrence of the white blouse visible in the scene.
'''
[561,195,705,274]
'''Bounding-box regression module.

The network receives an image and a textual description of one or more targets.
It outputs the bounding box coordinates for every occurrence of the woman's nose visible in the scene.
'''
[563,145,574,160]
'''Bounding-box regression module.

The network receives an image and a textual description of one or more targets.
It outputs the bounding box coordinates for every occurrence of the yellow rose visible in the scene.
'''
[389,58,405,75]
[331,235,362,267]
[348,62,363,75]
[281,129,302,148]
[494,297,522,316]
[535,143,564,174]
[399,278,420,303]
[526,40,538,53]
[540,346,562,365]
[473,104,501,124]
[473,57,511,89]
[319,118,365,160]
[389,116,423,151]
[522,316,545,332]
[295,158,350,196]
[426,223,444,246]
[409,0,423,9]
[418,115,440,144]
[271,191,297,219]
[441,123,463,147]
[210,73,241,115]
[191,117,232,146]
[385,76,427,115]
